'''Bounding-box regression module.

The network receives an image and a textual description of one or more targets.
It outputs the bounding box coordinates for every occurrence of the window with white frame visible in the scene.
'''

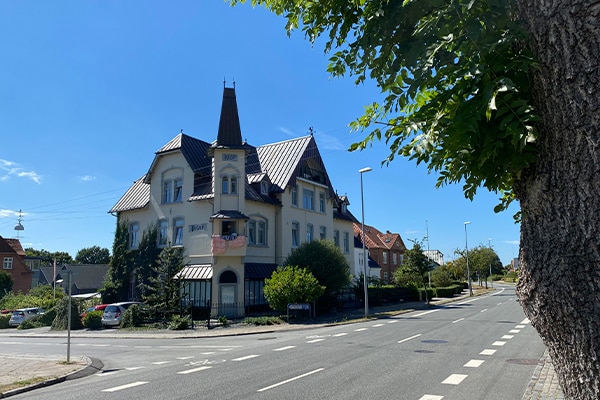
[306,223,314,242]
[173,217,184,246]
[359,252,364,266]
[319,192,325,212]
[222,176,229,194]
[292,221,300,247]
[393,253,398,265]
[334,229,340,247]
[231,176,238,194]
[343,232,350,253]
[248,220,256,244]
[291,187,298,206]
[129,222,140,250]
[319,226,326,240]
[383,252,388,264]
[163,180,173,204]
[3,257,13,270]
[158,219,168,247]
[222,175,238,195]
[174,178,183,202]
[257,220,266,245]
[302,189,314,210]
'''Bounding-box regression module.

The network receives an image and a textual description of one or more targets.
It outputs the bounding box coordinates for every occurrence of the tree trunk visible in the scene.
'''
[515,1,600,398]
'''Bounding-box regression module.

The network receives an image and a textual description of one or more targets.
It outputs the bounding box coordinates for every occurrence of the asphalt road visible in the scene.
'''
[2,284,546,400]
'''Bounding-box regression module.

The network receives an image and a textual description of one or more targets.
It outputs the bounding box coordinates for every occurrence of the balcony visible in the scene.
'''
[211,235,247,256]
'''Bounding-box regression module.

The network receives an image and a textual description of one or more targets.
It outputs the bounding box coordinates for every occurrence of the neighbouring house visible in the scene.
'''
[423,250,444,268]
[38,264,110,296]
[0,236,33,294]
[353,235,381,280]
[354,223,407,284]
[109,86,356,317]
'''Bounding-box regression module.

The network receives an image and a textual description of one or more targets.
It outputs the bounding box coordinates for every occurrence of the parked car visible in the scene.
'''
[101,302,141,327]
[9,307,44,327]
[80,304,109,320]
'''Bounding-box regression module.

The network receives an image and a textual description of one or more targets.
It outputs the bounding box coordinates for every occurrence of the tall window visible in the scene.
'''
[173,218,184,246]
[334,230,340,247]
[306,223,314,242]
[248,220,256,244]
[343,232,350,253]
[359,253,364,266]
[257,221,266,245]
[222,176,229,194]
[222,175,238,194]
[319,192,325,212]
[319,226,326,240]
[383,252,388,264]
[129,222,139,250]
[174,178,183,202]
[291,187,298,206]
[163,180,173,204]
[158,219,168,247]
[393,253,398,265]
[303,189,314,210]
[231,176,238,194]
[261,181,269,195]
[3,257,13,270]
[292,221,300,247]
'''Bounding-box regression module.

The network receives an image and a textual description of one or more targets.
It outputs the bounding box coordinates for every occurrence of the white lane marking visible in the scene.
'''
[419,395,444,400]
[273,346,296,351]
[480,349,497,355]
[452,318,464,324]
[492,341,506,346]
[372,323,384,327]
[414,310,439,317]
[521,318,530,324]
[232,354,260,361]
[502,335,514,339]
[387,320,398,324]
[102,381,148,392]
[125,367,145,371]
[398,333,422,344]
[464,359,485,368]
[354,328,368,332]
[152,361,170,365]
[509,329,521,333]
[332,333,348,337]
[516,325,526,329]
[442,374,468,385]
[480,309,488,313]
[177,356,194,360]
[177,366,213,374]
[134,346,152,349]
[91,344,110,347]
[306,338,325,344]
[257,368,324,392]
[200,352,216,355]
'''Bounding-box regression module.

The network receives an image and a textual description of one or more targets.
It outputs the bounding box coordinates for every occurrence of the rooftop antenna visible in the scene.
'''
[14,209,24,238]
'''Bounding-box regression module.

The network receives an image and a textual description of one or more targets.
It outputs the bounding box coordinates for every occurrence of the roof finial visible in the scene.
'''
[180,129,183,133]
[233,79,236,89]
[223,77,226,87]
[308,126,315,136]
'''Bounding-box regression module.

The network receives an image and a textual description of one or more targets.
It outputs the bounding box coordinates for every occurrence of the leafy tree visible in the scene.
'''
[0,270,13,297]
[232,1,600,395]
[263,265,325,312]
[284,240,351,295]
[142,246,184,322]
[398,240,432,303]
[453,246,503,288]
[100,218,134,303]
[24,248,73,265]
[430,266,454,288]
[134,224,161,300]
[75,246,110,264]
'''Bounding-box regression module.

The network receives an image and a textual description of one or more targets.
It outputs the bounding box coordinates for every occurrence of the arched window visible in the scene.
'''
[219,270,238,284]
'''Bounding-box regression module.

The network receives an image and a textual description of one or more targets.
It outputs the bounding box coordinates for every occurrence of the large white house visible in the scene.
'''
[109,86,356,317]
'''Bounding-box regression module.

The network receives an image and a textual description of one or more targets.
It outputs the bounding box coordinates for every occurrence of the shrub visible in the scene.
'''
[242,316,285,326]
[168,315,190,330]
[51,298,83,331]
[434,285,462,298]
[121,304,143,328]
[217,315,229,326]
[0,315,9,329]
[83,310,103,330]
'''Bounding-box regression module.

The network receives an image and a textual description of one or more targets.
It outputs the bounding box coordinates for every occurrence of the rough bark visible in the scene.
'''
[515,1,600,398]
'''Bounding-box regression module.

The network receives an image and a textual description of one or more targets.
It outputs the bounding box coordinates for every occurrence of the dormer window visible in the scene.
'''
[341,203,347,213]
[260,181,269,195]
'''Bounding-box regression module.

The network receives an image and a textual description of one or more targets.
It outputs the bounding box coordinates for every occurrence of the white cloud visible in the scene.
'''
[504,240,520,246]
[79,175,97,182]
[0,209,22,219]
[0,158,42,184]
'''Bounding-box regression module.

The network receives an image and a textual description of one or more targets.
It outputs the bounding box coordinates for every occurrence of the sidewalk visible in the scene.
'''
[0,292,564,399]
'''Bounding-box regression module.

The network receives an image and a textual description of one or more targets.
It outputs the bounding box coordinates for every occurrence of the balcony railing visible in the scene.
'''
[211,235,247,256]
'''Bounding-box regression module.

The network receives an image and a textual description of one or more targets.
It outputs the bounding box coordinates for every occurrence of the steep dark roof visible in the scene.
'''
[0,236,24,255]
[109,175,150,213]
[215,87,243,147]
[210,210,250,220]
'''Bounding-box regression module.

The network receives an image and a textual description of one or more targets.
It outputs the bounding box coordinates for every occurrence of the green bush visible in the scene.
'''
[51,298,84,330]
[0,314,9,329]
[36,308,57,327]
[417,287,435,302]
[83,310,103,330]
[242,316,285,326]
[434,285,462,298]
[121,304,143,328]
[217,315,229,327]
[168,315,190,330]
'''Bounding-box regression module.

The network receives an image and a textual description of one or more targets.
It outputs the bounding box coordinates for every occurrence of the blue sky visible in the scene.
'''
[0,1,520,266]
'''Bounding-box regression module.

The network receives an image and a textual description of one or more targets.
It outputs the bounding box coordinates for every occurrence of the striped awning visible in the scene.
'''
[175,265,213,280]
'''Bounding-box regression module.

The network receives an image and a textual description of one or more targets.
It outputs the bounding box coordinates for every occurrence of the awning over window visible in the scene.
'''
[244,263,278,279]
[175,265,213,280]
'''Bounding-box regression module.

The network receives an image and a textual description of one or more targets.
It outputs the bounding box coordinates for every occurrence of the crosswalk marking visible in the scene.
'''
[464,359,484,368]
[442,374,468,385]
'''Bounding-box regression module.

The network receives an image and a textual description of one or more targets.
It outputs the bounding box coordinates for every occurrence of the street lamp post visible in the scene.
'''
[359,167,372,318]
[464,221,472,296]
[488,238,493,289]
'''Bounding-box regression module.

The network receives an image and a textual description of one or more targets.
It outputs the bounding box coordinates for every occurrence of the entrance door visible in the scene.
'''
[219,285,236,317]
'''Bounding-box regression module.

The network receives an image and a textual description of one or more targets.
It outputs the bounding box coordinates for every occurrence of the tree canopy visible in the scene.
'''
[25,248,73,265]
[75,246,111,264]
[264,265,325,312]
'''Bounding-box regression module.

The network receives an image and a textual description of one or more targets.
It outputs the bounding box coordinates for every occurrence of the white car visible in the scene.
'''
[101,302,141,327]
[9,307,44,327]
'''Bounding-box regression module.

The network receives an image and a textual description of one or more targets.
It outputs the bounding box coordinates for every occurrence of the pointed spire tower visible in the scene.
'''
[209,85,249,155]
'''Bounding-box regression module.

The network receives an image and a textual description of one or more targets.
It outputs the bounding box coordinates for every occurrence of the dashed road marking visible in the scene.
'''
[452,318,464,324]
[332,333,348,337]
[177,366,212,375]
[102,381,148,392]
[354,328,368,332]
[502,335,514,339]
[480,349,497,356]
[398,333,422,344]
[442,374,468,385]
[273,346,296,351]
[232,354,260,361]
[257,368,324,392]
[492,341,506,346]
[464,359,485,368]
[509,329,520,333]
[419,395,444,400]
[306,338,325,344]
